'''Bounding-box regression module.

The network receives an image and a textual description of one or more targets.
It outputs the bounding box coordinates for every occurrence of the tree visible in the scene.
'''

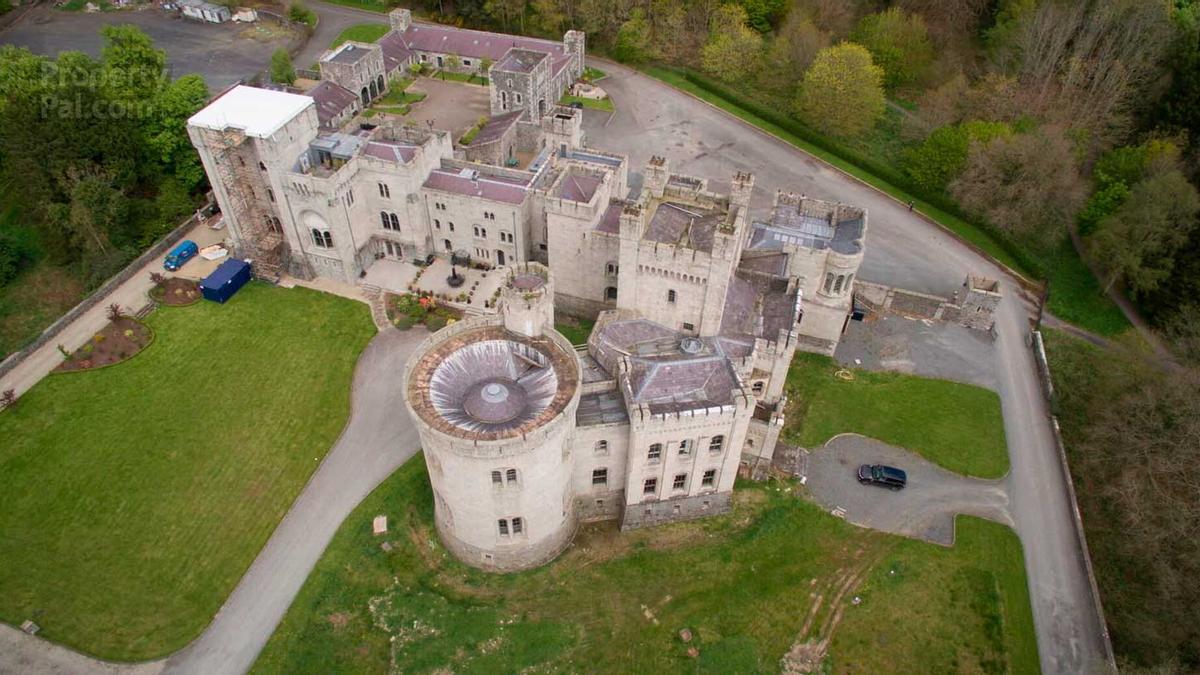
[851,7,933,89]
[145,75,210,191]
[1090,170,1200,295]
[794,43,885,138]
[950,128,1084,246]
[444,54,462,72]
[760,13,828,95]
[269,49,295,85]
[288,2,316,29]
[613,8,654,64]
[736,0,788,33]
[700,4,763,83]
[903,120,1012,193]
[478,56,493,81]
[100,25,166,103]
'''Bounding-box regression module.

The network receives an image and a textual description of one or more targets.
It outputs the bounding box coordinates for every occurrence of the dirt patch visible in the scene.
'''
[55,316,152,372]
[152,277,201,306]
[326,612,353,629]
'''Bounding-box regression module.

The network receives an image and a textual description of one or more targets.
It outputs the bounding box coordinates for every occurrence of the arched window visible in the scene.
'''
[444,239,452,250]
[606,262,618,276]
[258,161,266,171]
[605,286,617,301]
[390,213,400,229]
[844,274,854,294]
[833,275,845,294]
[667,289,676,303]
[311,229,333,248]
[823,273,834,293]
[709,435,724,453]
[380,211,390,228]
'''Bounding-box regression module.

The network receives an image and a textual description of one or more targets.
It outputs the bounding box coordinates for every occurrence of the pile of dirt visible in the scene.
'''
[153,277,201,306]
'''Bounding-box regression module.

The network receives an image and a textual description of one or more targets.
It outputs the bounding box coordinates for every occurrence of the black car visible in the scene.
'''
[568,101,585,109]
[857,464,907,490]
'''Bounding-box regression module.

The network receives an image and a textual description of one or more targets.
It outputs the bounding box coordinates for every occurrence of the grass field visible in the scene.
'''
[0,283,374,659]
[1044,241,1130,337]
[252,458,1038,674]
[559,94,614,112]
[785,353,1009,478]
[0,262,85,359]
[330,22,389,48]
[432,70,488,86]
[554,316,595,345]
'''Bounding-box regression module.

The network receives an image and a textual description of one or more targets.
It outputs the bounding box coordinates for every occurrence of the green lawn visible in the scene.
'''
[554,316,594,345]
[377,88,426,106]
[559,94,614,112]
[317,0,389,13]
[785,353,1009,478]
[0,283,374,659]
[253,458,1037,673]
[582,66,607,82]
[330,22,389,49]
[1044,240,1130,337]
[432,70,488,86]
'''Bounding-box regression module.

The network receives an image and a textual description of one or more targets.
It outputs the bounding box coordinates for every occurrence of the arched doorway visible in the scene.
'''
[496,249,505,266]
[360,87,369,106]
[605,286,617,302]
[369,80,378,100]
[376,74,385,94]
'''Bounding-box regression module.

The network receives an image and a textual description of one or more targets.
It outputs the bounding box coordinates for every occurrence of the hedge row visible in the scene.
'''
[660,66,1046,279]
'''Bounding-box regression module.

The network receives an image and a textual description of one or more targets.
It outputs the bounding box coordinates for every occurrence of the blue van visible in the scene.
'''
[164,240,199,272]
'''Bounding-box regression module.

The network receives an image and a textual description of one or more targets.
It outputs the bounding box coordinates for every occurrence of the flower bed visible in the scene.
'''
[385,293,462,332]
[150,277,201,307]
[55,316,153,372]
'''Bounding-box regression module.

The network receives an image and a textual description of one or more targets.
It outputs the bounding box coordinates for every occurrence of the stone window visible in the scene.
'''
[258,161,266,170]
[380,211,390,229]
[267,188,275,203]
[605,286,617,301]
[434,219,441,229]
[606,262,618,276]
[443,239,452,250]
[390,213,400,230]
[512,517,523,534]
[592,468,608,486]
[506,468,518,484]
[516,93,523,104]
[823,273,834,294]
[448,222,455,231]
[594,440,608,455]
[833,275,845,294]
[844,274,854,293]
[673,473,687,491]
[378,182,390,198]
[643,478,658,496]
[648,443,662,462]
[752,381,764,395]
[682,322,694,332]
[709,435,724,453]
[702,469,716,487]
[678,439,692,456]
[498,518,509,535]
[667,289,676,303]
[311,229,333,248]
[463,59,472,66]
[491,470,502,485]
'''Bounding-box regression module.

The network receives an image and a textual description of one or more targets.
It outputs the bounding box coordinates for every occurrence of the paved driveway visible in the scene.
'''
[804,434,1012,546]
[0,5,296,90]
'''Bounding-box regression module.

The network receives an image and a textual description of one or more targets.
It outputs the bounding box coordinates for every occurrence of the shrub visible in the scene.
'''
[0,389,16,411]
[93,334,105,344]
[123,329,134,338]
[149,272,166,286]
[425,315,448,332]
[106,303,123,321]
[394,315,418,330]
[288,2,316,29]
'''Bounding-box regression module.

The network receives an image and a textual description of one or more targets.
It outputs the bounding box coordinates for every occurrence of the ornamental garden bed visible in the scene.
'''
[150,276,201,307]
[55,313,152,373]
[385,293,462,331]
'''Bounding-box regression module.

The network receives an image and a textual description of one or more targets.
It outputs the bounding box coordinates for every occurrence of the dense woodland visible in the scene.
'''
[397,0,1200,669]
[0,27,208,354]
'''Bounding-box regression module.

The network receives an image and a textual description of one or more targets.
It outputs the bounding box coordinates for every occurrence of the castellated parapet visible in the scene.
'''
[404,308,582,572]
[500,262,555,337]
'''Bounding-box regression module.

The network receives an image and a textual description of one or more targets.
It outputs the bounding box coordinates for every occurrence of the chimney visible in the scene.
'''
[389,8,411,32]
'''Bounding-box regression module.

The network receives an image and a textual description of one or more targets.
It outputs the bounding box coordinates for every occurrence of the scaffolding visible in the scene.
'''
[206,129,289,280]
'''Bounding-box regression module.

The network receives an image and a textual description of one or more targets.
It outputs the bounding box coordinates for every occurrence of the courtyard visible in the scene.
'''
[0,283,374,659]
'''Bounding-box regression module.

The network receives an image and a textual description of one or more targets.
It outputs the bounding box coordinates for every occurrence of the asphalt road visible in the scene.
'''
[805,434,1012,546]
[585,60,1111,674]
[293,0,387,70]
[0,5,294,90]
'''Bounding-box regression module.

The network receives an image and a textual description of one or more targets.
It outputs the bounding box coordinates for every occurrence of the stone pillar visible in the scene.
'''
[388,7,411,32]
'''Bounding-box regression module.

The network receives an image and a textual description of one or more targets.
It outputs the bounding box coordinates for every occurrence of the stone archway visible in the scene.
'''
[369,80,378,100]
[376,74,385,95]
[360,87,369,106]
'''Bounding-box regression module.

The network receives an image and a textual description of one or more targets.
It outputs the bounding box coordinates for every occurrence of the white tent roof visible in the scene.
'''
[188,85,314,139]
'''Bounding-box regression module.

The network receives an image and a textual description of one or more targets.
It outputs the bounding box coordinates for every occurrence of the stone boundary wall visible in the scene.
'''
[854,279,996,332]
[1031,330,1118,669]
[0,209,204,381]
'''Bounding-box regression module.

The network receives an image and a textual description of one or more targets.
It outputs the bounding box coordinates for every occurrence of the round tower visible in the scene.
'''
[403,282,581,572]
[499,262,555,338]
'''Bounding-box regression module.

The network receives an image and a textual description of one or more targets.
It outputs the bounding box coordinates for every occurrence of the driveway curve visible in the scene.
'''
[162,327,426,675]
[805,434,1012,546]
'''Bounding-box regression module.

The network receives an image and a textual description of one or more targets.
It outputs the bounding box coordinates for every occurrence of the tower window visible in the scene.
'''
[498,518,509,535]
[702,469,716,487]
[673,473,687,491]
[667,289,676,303]
[643,478,658,495]
[648,443,662,462]
[594,440,608,455]
[709,435,724,453]
[592,468,608,486]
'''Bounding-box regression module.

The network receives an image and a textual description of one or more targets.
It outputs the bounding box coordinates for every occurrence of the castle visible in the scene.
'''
[186,16,872,571]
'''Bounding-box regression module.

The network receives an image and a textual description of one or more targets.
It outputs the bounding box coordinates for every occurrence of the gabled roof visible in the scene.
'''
[401,23,565,62]
[307,80,358,128]
[423,168,531,204]
[378,31,413,71]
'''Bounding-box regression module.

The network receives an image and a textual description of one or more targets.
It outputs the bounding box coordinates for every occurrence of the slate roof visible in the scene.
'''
[644,201,725,253]
[378,32,413,72]
[362,139,417,164]
[473,110,522,145]
[307,81,358,128]
[719,271,800,340]
[559,172,602,203]
[749,202,865,255]
[402,23,565,63]
[423,168,531,204]
[495,48,547,73]
[325,43,373,65]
